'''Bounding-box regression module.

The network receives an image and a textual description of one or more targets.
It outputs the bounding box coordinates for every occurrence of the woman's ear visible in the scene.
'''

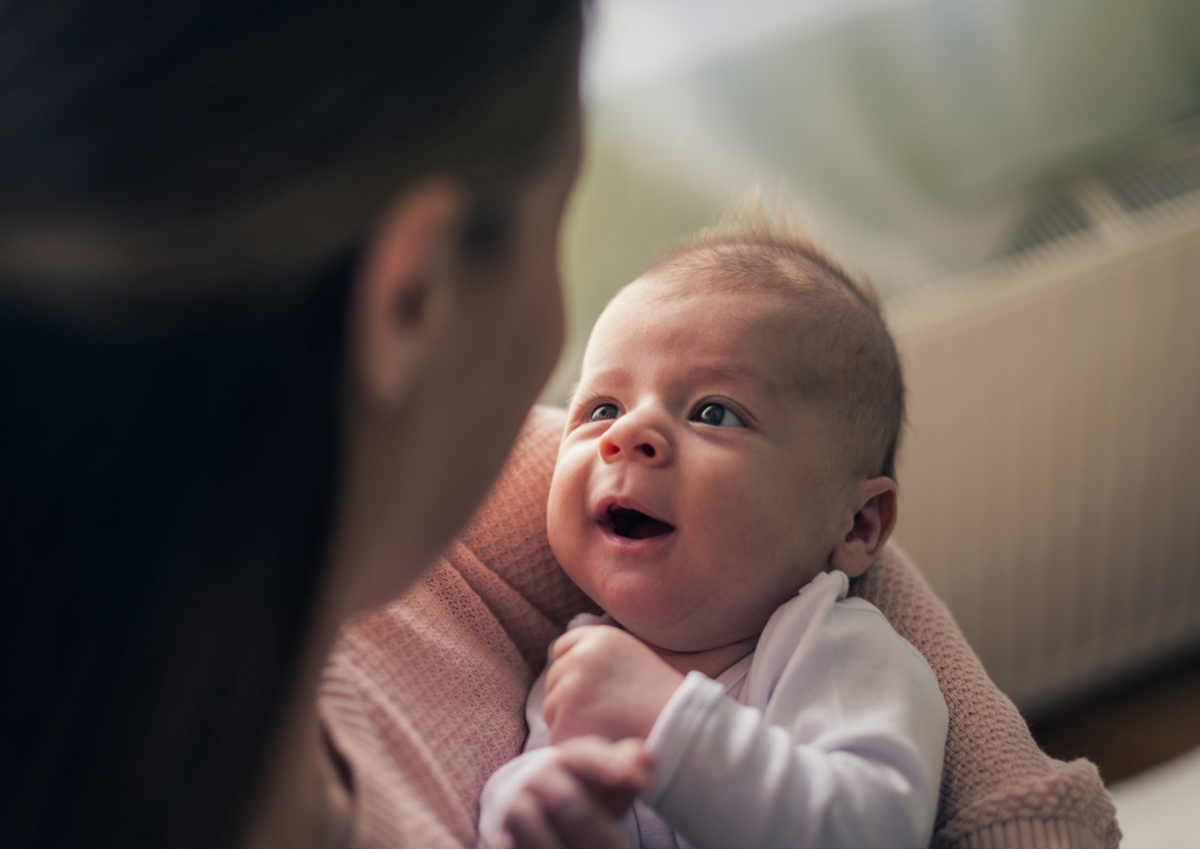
[352,181,468,407]
[829,476,899,579]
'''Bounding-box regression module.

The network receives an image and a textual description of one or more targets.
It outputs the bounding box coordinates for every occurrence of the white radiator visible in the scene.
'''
[888,143,1200,713]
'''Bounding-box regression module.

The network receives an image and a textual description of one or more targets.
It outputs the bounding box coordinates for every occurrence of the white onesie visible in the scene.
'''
[479,570,948,848]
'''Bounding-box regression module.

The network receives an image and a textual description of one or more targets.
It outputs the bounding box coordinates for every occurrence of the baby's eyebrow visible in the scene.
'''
[685,363,748,383]
[682,362,779,394]
[572,367,633,400]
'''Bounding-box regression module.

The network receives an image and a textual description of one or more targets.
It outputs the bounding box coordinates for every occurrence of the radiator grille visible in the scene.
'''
[887,126,1200,712]
[1106,138,1200,214]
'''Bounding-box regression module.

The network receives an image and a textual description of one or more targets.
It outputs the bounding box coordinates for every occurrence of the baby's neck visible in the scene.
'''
[648,634,760,680]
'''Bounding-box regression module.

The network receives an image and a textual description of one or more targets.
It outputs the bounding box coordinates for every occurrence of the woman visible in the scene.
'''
[0,0,584,843]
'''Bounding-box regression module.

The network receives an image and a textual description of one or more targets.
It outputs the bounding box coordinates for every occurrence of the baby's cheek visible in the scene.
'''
[545,475,593,593]
[689,479,775,553]
[545,465,577,555]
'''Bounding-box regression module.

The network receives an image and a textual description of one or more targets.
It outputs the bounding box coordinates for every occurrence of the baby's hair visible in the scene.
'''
[644,197,905,482]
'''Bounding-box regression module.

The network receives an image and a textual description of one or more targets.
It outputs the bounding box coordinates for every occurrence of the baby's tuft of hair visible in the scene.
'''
[644,197,905,482]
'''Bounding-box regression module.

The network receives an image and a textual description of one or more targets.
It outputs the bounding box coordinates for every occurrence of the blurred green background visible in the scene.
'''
[548,0,1200,403]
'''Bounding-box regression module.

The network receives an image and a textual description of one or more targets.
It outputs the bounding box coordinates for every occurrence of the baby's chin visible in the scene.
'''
[582,570,691,622]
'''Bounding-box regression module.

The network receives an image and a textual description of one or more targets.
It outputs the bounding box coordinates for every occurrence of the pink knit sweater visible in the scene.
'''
[319,405,1120,848]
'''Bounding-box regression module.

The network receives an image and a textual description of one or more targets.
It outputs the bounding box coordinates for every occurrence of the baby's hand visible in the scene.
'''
[544,626,685,744]
[490,736,653,849]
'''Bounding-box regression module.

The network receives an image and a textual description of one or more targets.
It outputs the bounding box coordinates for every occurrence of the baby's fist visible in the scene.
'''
[543,626,685,744]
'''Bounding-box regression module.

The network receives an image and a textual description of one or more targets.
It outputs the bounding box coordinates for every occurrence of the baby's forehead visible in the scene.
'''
[618,269,835,350]
[593,278,826,383]
[612,263,869,390]
[619,270,818,322]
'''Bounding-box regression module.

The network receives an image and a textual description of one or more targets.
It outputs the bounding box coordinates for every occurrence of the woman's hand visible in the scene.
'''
[491,737,653,849]
[543,626,686,744]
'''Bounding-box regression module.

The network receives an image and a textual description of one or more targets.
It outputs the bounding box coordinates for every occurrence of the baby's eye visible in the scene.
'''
[589,403,621,422]
[693,402,744,428]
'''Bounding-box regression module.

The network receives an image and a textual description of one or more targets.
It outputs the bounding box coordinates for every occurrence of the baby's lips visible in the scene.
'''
[592,496,677,542]
[592,495,673,527]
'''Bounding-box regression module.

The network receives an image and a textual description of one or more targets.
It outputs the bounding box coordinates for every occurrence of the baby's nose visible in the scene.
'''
[599,416,671,465]
[601,439,657,460]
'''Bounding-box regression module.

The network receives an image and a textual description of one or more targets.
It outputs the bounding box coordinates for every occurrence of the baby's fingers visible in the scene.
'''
[512,763,628,848]
[556,737,654,815]
[501,790,562,849]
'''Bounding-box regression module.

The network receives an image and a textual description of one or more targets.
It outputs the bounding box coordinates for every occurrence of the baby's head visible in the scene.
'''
[547,214,903,654]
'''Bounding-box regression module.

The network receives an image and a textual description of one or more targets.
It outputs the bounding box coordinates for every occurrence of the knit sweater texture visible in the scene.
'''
[318,405,1120,848]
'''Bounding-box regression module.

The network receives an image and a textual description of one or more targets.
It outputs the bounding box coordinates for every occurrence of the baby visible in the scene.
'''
[479,215,948,848]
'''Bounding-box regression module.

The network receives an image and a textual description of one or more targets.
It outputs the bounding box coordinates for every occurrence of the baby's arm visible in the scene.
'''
[645,664,945,847]
[647,600,946,848]
[542,604,947,848]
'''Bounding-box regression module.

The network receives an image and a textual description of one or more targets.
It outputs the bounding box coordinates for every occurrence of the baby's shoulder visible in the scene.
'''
[749,571,940,707]
[827,594,932,669]
[763,570,892,641]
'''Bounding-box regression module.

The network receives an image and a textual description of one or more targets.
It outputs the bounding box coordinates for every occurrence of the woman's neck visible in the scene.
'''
[245,595,350,847]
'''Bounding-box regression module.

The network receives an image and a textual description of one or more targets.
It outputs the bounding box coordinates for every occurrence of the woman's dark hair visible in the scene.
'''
[0,1,580,844]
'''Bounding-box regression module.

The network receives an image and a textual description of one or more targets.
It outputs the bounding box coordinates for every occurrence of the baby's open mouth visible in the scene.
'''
[603,505,676,540]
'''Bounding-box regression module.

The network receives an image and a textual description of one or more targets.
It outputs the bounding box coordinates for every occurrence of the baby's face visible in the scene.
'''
[547,280,853,653]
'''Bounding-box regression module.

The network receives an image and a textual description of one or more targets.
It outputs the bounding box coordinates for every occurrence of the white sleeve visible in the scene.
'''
[643,605,947,848]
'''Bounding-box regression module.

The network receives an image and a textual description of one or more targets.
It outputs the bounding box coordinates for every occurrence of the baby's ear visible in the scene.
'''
[829,477,898,578]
